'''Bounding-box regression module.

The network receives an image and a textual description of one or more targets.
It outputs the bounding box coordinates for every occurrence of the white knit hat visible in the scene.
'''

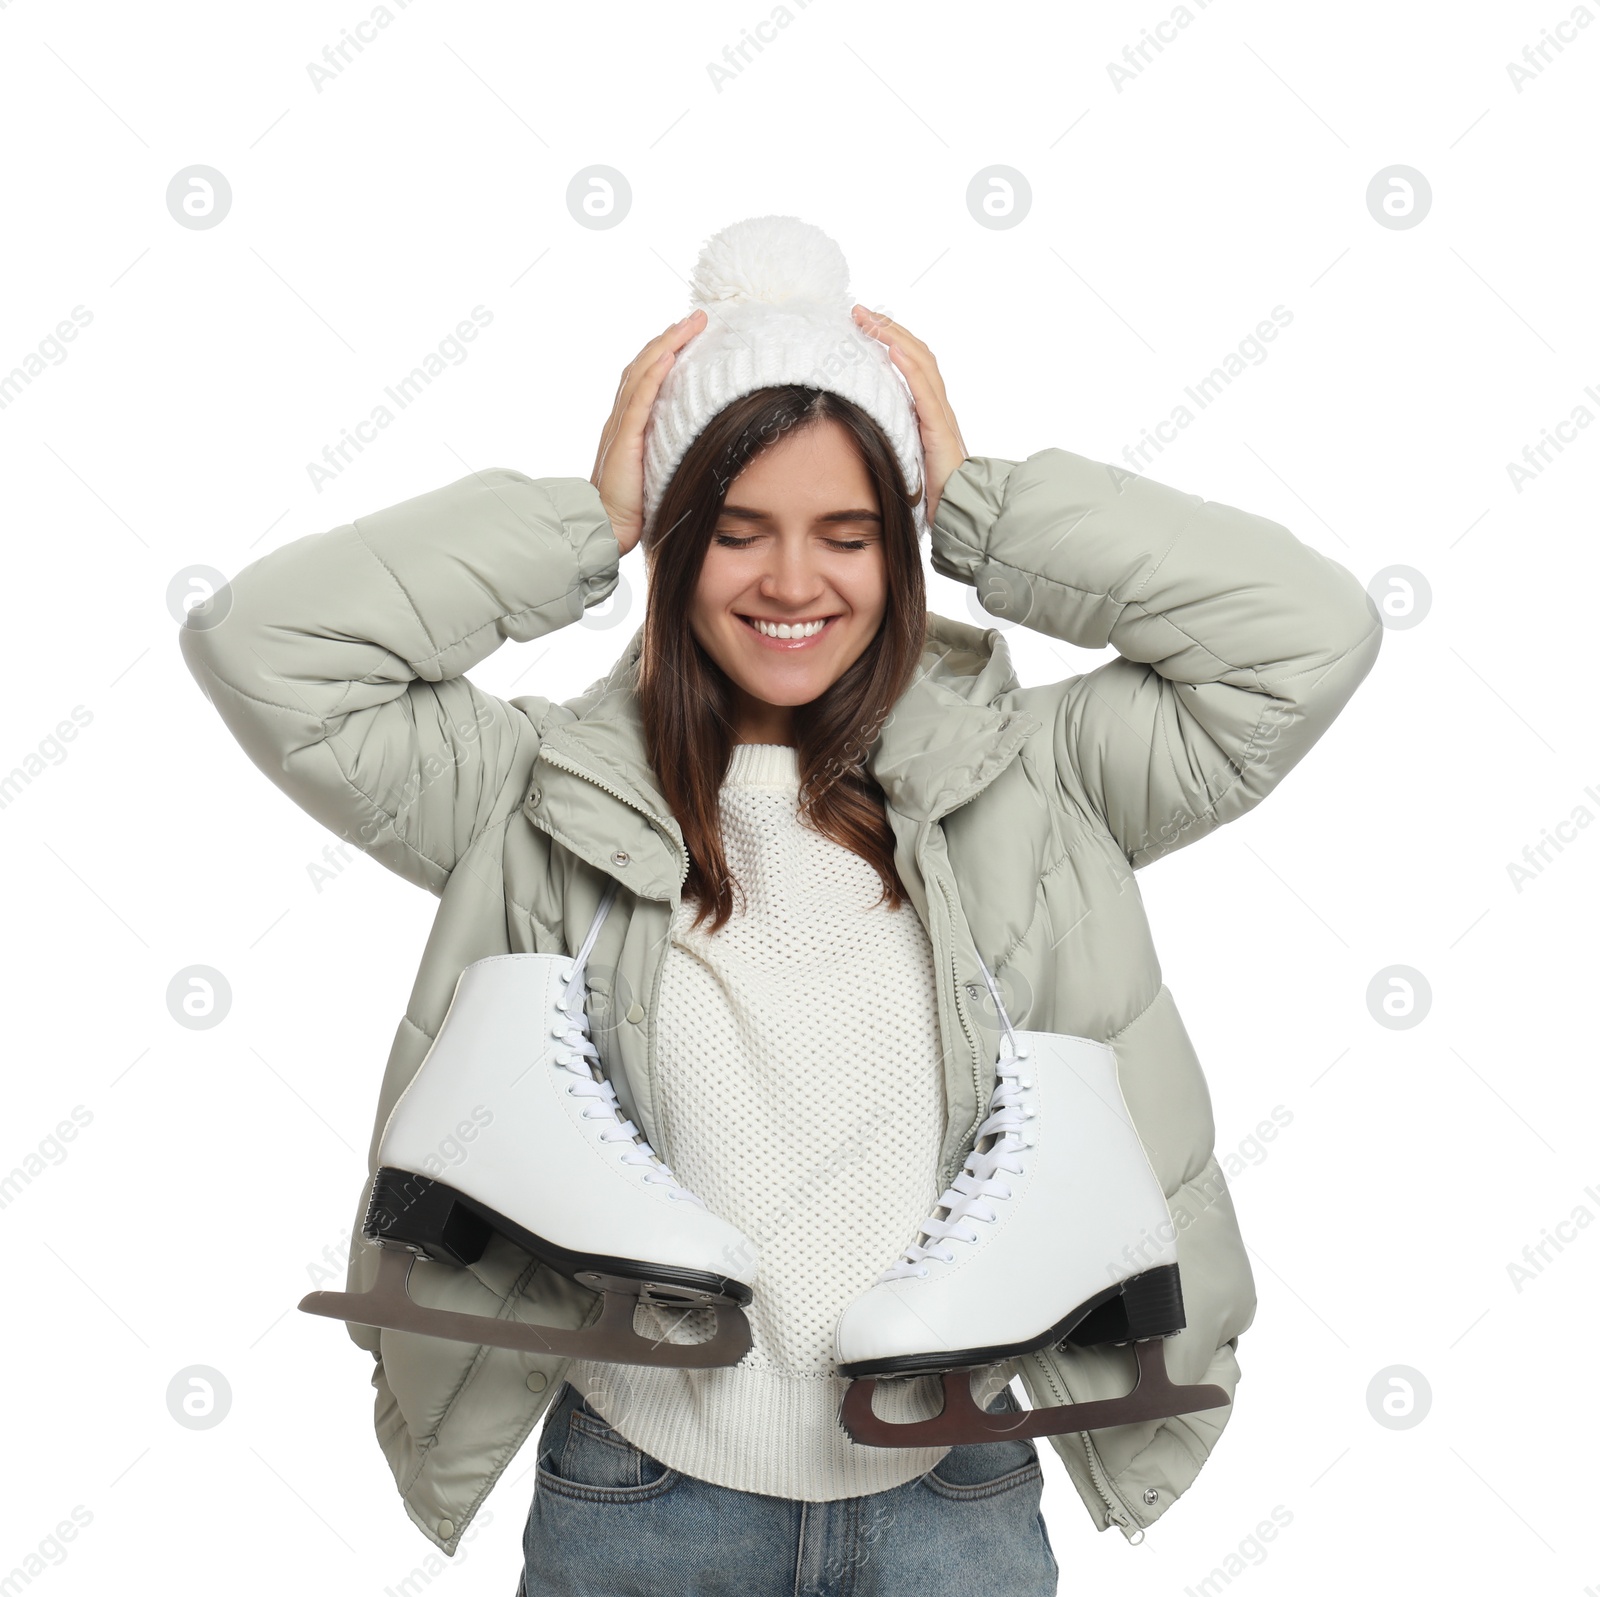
[641,215,927,543]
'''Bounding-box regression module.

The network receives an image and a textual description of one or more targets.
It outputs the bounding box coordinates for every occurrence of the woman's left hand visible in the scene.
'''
[852,305,968,529]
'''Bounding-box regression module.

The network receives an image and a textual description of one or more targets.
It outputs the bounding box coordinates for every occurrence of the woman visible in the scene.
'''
[178,217,1382,1593]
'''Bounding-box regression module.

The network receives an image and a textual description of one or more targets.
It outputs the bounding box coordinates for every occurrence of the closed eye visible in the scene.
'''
[714,534,872,551]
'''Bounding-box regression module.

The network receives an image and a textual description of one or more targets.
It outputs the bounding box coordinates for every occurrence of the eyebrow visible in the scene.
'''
[717,505,883,525]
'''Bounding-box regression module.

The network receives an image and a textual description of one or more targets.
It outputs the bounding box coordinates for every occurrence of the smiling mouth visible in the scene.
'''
[737,614,839,640]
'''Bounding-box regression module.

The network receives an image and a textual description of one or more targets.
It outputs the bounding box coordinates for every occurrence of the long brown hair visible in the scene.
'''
[637,386,927,934]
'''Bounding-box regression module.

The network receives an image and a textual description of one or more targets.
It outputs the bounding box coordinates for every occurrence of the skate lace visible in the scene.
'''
[877,959,1034,1283]
[553,879,706,1208]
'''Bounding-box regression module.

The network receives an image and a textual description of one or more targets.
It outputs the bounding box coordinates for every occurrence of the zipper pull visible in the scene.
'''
[1109,1506,1144,1544]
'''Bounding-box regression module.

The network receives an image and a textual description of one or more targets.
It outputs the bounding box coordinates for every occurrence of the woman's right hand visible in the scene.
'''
[590,307,706,557]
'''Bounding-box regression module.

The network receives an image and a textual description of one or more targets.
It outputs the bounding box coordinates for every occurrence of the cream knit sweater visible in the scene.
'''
[568,741,1009,1499]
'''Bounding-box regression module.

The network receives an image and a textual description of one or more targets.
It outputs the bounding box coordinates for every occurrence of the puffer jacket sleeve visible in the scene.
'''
[178,469,620,894]
[930,449,1382,867]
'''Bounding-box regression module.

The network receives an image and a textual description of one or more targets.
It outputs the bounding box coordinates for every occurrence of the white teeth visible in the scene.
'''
[749,616,828,639]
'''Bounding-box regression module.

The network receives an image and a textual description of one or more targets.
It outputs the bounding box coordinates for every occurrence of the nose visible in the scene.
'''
[755,536,828,608]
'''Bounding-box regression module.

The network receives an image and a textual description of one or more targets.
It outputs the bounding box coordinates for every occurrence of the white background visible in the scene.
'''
[2,0,1596,1591]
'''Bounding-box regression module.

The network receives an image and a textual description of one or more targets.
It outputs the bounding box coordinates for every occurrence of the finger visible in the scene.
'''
[855,307,909,350]
[633,345,677,407]
[595,320,694,486]
[853,304,932,357]
[886,346,964,458]
[889,342,957,426]
[596,351,675,491]
[640,308,706,363]
[882,339,948,420]
[612,310,704,413]
[858,318,945,408]
[850,307,963,461]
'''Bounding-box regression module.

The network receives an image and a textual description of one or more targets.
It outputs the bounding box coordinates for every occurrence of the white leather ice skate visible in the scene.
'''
[301,878,758,1367]
[835,961,1228,1445]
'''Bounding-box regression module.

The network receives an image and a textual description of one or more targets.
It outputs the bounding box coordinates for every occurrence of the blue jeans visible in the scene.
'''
[516,1378,1059,1596]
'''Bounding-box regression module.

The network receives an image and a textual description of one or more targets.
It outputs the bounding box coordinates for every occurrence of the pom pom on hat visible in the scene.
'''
[641,216,926,541]
[687,215,852,311]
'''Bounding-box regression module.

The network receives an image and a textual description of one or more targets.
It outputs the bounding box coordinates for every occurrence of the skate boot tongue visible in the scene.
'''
[555,880,705,1208]
[878,1031,1033,1284]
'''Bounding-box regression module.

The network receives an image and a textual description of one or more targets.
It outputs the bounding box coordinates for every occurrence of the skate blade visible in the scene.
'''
[300,1244,753,1368]
[575,1269,737,1310]
[838,1339,1229,1447]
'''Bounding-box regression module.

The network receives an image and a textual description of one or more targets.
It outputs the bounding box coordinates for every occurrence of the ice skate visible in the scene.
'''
[301,879,758,1368]
[835,962,1228,1446]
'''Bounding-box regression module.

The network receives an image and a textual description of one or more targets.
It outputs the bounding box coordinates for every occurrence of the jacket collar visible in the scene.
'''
[529,613,1041,899]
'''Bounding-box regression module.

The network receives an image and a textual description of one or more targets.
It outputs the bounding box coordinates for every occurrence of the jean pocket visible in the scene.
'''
[924,1440,1041,1500]
[535,1392,682,1504]
[922,1387,1042,1501]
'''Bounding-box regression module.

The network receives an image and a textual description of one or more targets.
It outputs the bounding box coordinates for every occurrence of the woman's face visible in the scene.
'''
[688,419,888,744]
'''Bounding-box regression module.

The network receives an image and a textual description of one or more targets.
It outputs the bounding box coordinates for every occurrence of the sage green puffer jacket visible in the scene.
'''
[178,447,1381,1554]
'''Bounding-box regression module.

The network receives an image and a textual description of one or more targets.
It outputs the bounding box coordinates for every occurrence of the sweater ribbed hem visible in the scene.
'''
[564,1356,1015,1501]
[723,741,800,789]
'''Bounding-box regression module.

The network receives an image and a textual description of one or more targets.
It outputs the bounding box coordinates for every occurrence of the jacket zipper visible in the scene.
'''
[1020,1351,1139,1538]
[534,743,686,1154]
[918,727,1033,1188]
[536,744,691,889]
[1079,1428,1142,1542]
[933,868,984,1191]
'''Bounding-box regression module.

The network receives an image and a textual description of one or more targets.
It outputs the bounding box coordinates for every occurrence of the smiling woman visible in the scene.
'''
[695,417,889,730]
[181,214,1379,1587]
[635,381,929,935]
